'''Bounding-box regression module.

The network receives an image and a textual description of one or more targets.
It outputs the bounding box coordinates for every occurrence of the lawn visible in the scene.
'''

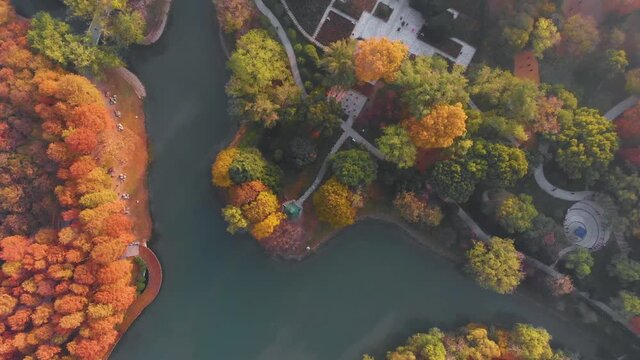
[316,11,356,46]
[284,0,332,34]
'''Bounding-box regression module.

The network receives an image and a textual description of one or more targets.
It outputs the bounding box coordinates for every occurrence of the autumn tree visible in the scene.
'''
[222,205,248,234]
[211,147,239,188]
[215,0,253,33]
[496,194,538,234]
[403,103,467,149]
[546,275,574,296]
[320,39,357,89]
[354,38,408,82]
[330,149,378,188]
[466,237,524,294]
[615,104,640,144]
[553,107,619,185]
[376,125,416,169]
[313,177,358,228]
[393,56,469,118]
[562,15,600,58]
[511,324,555,360]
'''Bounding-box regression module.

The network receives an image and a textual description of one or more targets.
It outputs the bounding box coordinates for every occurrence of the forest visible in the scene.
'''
[0,2,142,358]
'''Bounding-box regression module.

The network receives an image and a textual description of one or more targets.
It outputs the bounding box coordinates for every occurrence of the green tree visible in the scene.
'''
[393,56,469,118]
[553,107,619,185]
[320,39,356,89]
[331,149,377,187]
[467,237,524,294]
[511,324,555,360]
[565,248,594,278]
[222,205,249,234]
[227,29,300,127]
[405,329,446,360]
[28,12,73,66]
[531,17,560,58]
[286,137,317,168]
[604,49,629,76]
[502,13,534,51]
[297,96,343,137]
[562,15,600,58]
[376,125,417,168]
[496,194,538,234]
[108,9,146,47]
[430,160,476,203]
[469,66,540,123]
[28,12,122,74]
[626,68,640,95]
[479,141,529,188]
[610,257,640,283]
[621,291,640,316]
[63,0,98,19]
[228,148,282,190]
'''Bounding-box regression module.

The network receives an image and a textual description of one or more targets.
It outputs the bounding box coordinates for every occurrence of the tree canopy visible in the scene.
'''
[393,55,469,118]
[331,149,378,187]
[376,125,417,168]
[226,29,300,127]
[496,194,539,234]
[313,178,359,228]
[467,237,524,294]
[553,107,619,185]
[215,0,253,33]
[562,15,600,58]
[320,39,357,89]
[354,37,408,82]
[403,103,467,149]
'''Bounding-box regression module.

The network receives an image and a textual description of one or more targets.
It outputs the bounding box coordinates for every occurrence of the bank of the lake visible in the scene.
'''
[13,0,640,359]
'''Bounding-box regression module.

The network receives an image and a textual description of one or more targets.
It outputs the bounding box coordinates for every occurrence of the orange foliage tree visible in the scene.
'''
[0,4,139,359]
[402,103,468,149]
[354,38,408,82]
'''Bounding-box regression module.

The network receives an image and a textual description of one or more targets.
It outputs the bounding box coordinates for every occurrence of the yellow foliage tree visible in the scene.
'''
[312,177,357,228]
[242,190,279,223]
[251,212,285,240]
[402,103,467,149]
[58,311,85,330]
[211,148,239,188]
[354,38,408,82]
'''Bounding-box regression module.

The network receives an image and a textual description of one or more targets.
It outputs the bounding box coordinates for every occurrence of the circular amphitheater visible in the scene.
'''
[564,200,611,250]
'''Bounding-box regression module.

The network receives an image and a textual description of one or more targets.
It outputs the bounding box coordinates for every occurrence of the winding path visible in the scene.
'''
[141,0,173,45]
[534,164,595,201]
[254,0,307,96]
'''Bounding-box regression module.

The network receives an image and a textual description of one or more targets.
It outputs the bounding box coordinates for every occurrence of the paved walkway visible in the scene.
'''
[312,0,338,38]
[87,5,112,46]
[456,206,491,241]
[604,95,639,121]
[254,0,307,95]
[534,164,595,201]
[295,131,350,206]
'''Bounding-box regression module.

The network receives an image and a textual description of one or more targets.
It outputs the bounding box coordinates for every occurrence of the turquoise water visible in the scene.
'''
[13,0,639,358]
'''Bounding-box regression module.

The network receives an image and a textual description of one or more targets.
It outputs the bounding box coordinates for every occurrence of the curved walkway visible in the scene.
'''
[254,0,307,96]
[105,246,163,359]
[113,67,147,98]
[534,164,595,201]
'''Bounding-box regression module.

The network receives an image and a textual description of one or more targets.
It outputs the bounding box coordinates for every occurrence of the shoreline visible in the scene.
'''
[95,68,162,359]
[141,0,173,45]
